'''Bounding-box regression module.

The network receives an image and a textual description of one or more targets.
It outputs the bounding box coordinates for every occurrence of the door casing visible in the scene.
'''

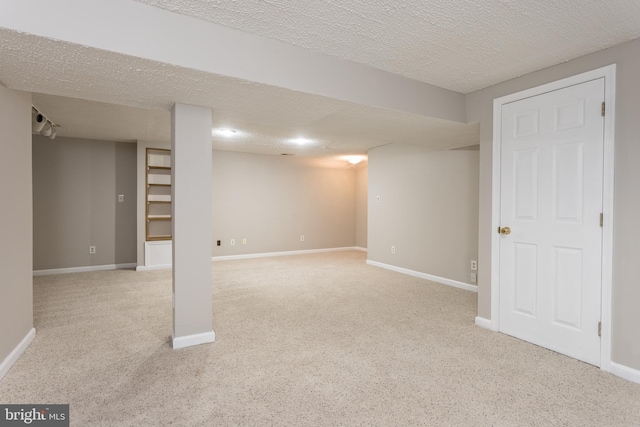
[490,64,616,371]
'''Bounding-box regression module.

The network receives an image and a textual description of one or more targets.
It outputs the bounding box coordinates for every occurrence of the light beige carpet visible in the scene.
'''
[1,251,639,426]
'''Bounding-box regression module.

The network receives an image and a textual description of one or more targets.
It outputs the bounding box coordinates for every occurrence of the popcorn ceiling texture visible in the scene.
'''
[134,0,640,93]
[1,29,477,157]
[4,1,638,155]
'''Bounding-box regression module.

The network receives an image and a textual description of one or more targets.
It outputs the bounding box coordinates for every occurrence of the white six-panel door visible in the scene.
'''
[499,78,605,366]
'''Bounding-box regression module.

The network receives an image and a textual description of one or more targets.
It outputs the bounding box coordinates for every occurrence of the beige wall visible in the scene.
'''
[0,87,33,364]
[136,147,358,264]
[33,136,136,270]
[467,37,640,370]
[355,165,368,249]
[368,145,479,284]
[212,151,356,256]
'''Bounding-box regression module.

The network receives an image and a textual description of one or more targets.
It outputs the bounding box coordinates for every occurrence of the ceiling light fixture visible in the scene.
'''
[31,106,58,140]
[290,137,313,145]
[214,128,238,137]
[343,155,366,165]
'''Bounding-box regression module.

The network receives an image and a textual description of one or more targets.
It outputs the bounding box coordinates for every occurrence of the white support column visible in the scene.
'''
[171,103,215,349]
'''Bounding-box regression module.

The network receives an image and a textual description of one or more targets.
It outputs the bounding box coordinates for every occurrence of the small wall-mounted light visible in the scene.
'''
[213,128,238,137]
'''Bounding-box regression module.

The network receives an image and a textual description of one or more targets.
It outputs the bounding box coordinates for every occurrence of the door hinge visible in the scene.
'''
[598,321,602,337]
[601,102,605,117]
[600,213,603,227]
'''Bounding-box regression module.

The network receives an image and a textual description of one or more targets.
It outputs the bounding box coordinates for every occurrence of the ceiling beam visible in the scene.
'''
[0,0,466,123]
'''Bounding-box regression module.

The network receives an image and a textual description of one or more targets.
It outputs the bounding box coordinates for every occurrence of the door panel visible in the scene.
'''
[552,246,582,328]
[513,243,537,317]
[514,149,539,220]
[499,78,604,366]
[553,142,583,221]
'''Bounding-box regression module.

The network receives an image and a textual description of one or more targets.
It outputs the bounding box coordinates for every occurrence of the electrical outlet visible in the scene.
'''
[471,273,477,283]
[216,240,221,246]
[89,246,96,254]
[300,235,305,242]
[471,260,477,271]
[117,194,125,203]
[242,238,247,245]
[376,195,381,203]
[230,239,235,246]
[391,246,396,254]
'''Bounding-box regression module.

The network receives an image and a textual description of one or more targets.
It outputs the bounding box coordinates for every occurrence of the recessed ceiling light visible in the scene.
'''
[343,155,365,165]
[290,137,313,145]
[214,128,238,137]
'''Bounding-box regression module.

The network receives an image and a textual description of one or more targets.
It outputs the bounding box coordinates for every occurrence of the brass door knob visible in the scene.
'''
[499,226,511,235]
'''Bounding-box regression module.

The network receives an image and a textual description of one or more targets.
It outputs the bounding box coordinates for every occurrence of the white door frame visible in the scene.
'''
[490,64,616,370]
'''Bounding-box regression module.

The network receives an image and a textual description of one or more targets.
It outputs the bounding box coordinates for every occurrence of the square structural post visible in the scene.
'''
[171,103,215,349]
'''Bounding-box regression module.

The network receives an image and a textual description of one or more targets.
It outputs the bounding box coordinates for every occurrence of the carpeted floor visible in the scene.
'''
[1,251,639,426]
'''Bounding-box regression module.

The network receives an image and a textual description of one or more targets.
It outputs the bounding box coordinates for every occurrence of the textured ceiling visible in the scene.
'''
[1,28,477,162]
[134,0,640,93]
[4,0,638,162]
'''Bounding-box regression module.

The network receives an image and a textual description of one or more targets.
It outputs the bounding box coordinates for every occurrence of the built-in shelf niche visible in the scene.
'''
[146,148,172,241]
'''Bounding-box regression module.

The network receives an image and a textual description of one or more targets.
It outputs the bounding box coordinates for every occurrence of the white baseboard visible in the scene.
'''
[475,316,498,331]
[366,260,478,293]
[33,263,136,276]
[0,328,35,380]
[610,362,640,385]
[212,246,362,262]
[172,331,215,350]
[136,247,364,268]
[136,264,172,271]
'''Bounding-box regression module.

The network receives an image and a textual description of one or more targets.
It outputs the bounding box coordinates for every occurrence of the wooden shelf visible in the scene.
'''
[147,165,171,170]
[147,195,171,202]
[148,215,172,220]
[148,183,171,187]
[147,235,172,241]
